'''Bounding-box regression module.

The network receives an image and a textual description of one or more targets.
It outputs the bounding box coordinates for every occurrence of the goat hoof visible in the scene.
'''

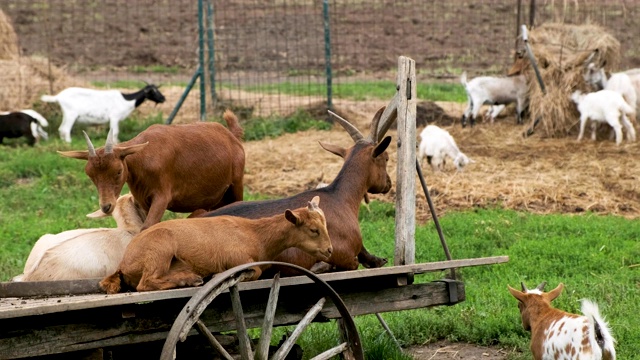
[310,261,333,274]
[361,256,387,269]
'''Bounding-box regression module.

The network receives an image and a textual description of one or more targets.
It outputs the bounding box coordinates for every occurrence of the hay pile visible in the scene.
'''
[513,23,620,138]
[0,9,82,111]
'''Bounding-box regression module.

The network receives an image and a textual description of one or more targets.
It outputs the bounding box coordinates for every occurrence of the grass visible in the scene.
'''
[241,80,467,103]
[1,114,638,359]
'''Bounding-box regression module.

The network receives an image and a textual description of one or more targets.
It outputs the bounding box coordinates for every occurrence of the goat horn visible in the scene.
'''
[520,282,529,292]
[535,281,547,291]
[83,131,97,157]
[368,106,384,142]
[105,128,115,154]
[328,110,364,142]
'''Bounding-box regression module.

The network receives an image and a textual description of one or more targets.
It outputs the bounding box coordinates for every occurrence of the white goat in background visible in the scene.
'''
[12,194,146,282]
[584,63,637,122]
[418,125,473,171]
[460,71,528,127]
[571,90,636,145]
[41,84,165,143]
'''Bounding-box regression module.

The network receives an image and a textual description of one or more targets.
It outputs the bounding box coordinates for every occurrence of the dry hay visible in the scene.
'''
[243,104,640,223]
[0,9,18,60]
[511,23,620,138]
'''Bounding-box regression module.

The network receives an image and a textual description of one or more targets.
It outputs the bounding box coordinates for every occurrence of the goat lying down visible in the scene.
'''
[100,196,332,293]
[13,194,146,282]
[509,282,616,360]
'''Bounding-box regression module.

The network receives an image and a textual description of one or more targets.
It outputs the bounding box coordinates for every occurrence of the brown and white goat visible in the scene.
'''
[58,109,245,230]
[195,107,392,275]
[100,196,332,293]
[508,282,616,360]
[13,194,146,282]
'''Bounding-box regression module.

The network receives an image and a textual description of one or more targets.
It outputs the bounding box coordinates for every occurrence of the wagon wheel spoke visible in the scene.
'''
[161,261,363,360]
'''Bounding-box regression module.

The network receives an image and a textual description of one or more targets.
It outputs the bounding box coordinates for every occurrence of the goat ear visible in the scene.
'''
[319,141,347,158]
[372,136,391,158]
[117,142,149,159]
[308,196,320,209]
[508,285,526,303]
[546,283,564,302]
[58,150,90,160]
[285,209,301,226]
[86,208,109,218]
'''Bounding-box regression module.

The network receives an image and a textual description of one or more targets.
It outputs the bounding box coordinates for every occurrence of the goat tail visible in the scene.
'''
[460,71,468,87]
[40,95,57,103]
[620,98,635,117]
[581,299,616,360]
[99,270,124,294]
[223,109,244,141]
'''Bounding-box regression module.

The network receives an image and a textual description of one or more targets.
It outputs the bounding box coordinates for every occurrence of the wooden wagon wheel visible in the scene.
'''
[160,261,364,360]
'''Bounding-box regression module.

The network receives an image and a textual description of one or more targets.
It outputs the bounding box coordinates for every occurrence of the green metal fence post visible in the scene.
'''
[206,0,217,106]
[322,0,333,112]
[197,0,206,121]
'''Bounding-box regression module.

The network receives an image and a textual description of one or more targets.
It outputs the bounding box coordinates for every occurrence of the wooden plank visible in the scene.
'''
[0,281,464,359]
[0,278,101,298]
[0,256,508,319]
[394,56,417,266]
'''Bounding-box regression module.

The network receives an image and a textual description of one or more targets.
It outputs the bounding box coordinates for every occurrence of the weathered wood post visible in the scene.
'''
[393,56,417,266]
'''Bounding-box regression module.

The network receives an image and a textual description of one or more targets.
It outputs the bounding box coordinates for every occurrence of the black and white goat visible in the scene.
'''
[0,110,49,146]
[41,84,166,143]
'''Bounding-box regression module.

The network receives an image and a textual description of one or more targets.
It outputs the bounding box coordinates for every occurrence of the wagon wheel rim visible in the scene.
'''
[160,261,364,360]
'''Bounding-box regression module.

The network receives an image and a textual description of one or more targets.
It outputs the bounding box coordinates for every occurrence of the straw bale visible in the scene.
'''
[515,23,621,138]
[0,9,19,60]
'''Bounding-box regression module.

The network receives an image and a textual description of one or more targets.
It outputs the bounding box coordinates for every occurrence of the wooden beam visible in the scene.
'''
[394,56,417,266]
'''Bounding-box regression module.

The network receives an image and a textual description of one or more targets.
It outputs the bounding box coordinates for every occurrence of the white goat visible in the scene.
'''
[571,90,636,145]
[460,71,528,127]
[584,63,637,122]
[509,282,616,360]
[12,194,146,282]
[418,125,473,171]
[41,84,165,143]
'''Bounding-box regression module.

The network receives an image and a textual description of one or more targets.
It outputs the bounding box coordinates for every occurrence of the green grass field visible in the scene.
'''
[1,100,638,359]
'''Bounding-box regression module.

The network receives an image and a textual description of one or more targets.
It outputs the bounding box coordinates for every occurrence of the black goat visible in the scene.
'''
[0,111,48,146]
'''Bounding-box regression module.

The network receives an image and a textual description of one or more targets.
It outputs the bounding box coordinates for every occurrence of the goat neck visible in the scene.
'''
[122,88,150,108]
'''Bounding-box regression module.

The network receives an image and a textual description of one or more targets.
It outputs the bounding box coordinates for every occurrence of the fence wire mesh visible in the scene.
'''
[1,0,639,119]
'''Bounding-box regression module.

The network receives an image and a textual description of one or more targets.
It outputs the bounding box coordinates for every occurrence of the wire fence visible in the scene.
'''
[1,0,639,119]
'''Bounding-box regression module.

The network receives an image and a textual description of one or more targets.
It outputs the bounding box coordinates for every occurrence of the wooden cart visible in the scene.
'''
[0,57,509,360]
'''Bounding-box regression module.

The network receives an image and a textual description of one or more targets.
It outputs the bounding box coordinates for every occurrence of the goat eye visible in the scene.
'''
[311,228,319,235]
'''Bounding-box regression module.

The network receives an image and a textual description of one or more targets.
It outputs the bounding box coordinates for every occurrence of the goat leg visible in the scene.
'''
[358,246,388,268]
[310,261,334,274]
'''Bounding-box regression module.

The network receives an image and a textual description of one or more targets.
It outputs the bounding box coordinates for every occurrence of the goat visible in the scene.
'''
[99,196,332,293]
[195,107,392,276]
[418,125,473,172]
[0,110,49,146]
[571,90,636,145]
[41,84,166,143]
[584,63,637,122]
[508,282,616,360]
[460,71,528,127]
[58,109,245,230]
[12,194,146,282]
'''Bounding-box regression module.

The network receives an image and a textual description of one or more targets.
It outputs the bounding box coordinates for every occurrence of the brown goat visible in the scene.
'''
[100,196,331,293]
[58,110,245,230]
[196,107,392,275]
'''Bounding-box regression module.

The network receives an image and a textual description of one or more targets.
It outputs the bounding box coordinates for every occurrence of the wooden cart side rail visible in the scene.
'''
[0,256,508,319]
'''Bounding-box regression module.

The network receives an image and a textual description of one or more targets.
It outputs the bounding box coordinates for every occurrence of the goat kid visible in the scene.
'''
[508,282,616,360]
[58,109,245,230]
[584,63,637,122]
[100,196,332,293]
[41,84,166,143]
[571,90,636,145]
[195,107,392,276]
[13,194,146,282]
[460,71,528,127]
[418,125,473,171]
[0,110,49,146]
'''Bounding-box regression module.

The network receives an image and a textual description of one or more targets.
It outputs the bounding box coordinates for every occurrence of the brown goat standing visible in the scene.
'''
[59,110,245,230]
[100,196,332,293]
[196,107,392,275]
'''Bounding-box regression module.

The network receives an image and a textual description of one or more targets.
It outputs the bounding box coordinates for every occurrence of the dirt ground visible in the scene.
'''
[408,340,515,360]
